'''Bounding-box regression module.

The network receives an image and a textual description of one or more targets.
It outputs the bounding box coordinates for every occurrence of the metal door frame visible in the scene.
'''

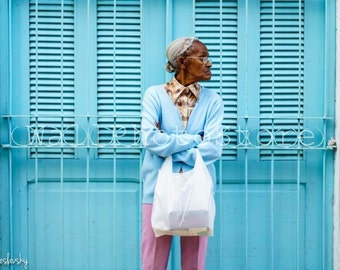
[333,1,340,269]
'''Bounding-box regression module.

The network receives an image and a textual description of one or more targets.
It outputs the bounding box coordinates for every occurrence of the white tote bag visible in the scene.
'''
[151,149,215,237]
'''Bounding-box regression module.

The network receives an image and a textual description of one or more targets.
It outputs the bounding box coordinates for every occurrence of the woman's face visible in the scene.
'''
[182,41,212,83]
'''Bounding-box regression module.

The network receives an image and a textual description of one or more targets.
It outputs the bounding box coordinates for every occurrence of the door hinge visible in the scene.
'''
[328,138,337,149]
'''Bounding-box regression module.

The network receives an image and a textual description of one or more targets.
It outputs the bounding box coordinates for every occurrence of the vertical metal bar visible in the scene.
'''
[60,0,65,112]
[60,1,65,269]
[8,125,13,269]
[333,0,340,267]
[244,0,249,111]
[7,0,13,263]
[33,0,39,115]
[33,1,39,267]
[270,1,275,268]
[322,135,327,270]
[60,148,65,270]
[112,1,117,268]
[270,152,274,270]
[296,1,303,268]
[113,147,117,269]
[322,0,329,268]
[218,1,223,268]
[139,2,144,269]
[244,1,249,268]
[138,148,143,270]
[86,116,90,270]
[33,118,39,269]
[85,1,91,268]
[112,0,117,116]
[244,132,249,270]
[8,0,12,116]
[218,158,223,269]
[296,147,301,269]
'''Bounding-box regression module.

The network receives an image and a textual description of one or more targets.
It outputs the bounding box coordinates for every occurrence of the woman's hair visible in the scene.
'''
[165,37,198,73]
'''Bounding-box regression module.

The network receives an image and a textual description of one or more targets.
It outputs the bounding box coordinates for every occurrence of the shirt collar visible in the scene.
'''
[165,77,201,101]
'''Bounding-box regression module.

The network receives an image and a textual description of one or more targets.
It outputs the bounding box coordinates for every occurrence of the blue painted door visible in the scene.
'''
[0,0,335,269]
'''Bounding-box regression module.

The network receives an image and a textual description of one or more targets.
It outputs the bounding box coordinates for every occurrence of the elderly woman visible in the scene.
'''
[141,37,224,270]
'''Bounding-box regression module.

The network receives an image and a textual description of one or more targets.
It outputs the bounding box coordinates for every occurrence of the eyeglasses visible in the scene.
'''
[186,56,211,64]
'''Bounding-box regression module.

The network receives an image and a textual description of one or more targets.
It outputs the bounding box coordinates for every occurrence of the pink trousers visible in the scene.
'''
[141,204,208,270]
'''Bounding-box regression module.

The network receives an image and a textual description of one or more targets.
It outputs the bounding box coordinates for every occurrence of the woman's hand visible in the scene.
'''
[155,122,161,131]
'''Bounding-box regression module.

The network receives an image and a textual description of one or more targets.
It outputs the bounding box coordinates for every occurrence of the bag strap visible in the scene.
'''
[160,155,173,173]
[194,148,205,167]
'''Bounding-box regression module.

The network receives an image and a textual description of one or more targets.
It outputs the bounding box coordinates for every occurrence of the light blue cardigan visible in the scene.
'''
[141,83,224,204]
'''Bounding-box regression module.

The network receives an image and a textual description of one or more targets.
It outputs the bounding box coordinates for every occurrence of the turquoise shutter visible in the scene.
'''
[259,0,304,159]
[195,0,305,160]
[29,0,142,159]
[96,0,142,158]
[29,0,75,158]
[195,0,238,160]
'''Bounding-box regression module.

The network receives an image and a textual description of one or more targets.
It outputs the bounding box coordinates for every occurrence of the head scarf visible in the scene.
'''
[165,37,197,73]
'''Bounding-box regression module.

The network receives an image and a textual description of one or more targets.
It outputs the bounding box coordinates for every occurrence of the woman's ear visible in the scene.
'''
[177,56,186,69]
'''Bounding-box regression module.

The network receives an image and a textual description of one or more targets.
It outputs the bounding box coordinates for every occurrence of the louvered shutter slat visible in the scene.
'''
[29,0,76,158]
[260,0,304,159]
[97,0,141,158]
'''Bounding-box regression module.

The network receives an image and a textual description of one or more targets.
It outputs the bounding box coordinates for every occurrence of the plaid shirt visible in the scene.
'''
[164,77,201,130]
